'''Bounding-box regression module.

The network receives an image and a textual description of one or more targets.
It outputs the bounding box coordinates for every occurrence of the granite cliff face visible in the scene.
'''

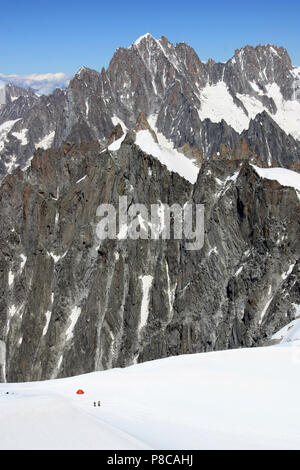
[1,34,300,182]
[0,34,299,382]
[0,131,299,382]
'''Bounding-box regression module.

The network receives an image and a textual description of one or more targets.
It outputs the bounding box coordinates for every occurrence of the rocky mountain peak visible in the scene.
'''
[131,32,157,47]
[160,35,171,47]
[229,43,293,99]
[69,66,101,90]
[0,34,300,184]
[134,111,150,130]
[107,123,124,146]
[134,112,157,139]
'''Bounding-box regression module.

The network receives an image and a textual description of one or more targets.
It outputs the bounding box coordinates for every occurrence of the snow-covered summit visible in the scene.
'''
[132,32,156,46]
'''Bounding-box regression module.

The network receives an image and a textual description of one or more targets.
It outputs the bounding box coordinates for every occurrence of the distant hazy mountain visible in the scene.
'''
[0,72,70,96]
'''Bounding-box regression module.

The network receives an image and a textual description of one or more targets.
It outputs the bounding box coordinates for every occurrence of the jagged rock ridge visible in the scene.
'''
[1,34,300,181]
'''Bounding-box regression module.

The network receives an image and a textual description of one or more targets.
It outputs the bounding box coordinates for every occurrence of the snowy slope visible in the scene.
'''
[0,119,21,151]
[197,82,250,133]
[1,344,300,450]
[251,165,300,197]
[197,81,300,141]
[35,131,55,150]
[135,129,199,184]
[272,304,300,347]
[107,126,200,184]
[108,133,126,151]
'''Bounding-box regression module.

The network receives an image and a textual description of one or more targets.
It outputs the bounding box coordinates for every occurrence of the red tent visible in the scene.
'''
[76,389,84,394]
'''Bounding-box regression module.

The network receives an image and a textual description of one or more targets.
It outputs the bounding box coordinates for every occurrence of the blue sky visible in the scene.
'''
[2,0,300,77]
